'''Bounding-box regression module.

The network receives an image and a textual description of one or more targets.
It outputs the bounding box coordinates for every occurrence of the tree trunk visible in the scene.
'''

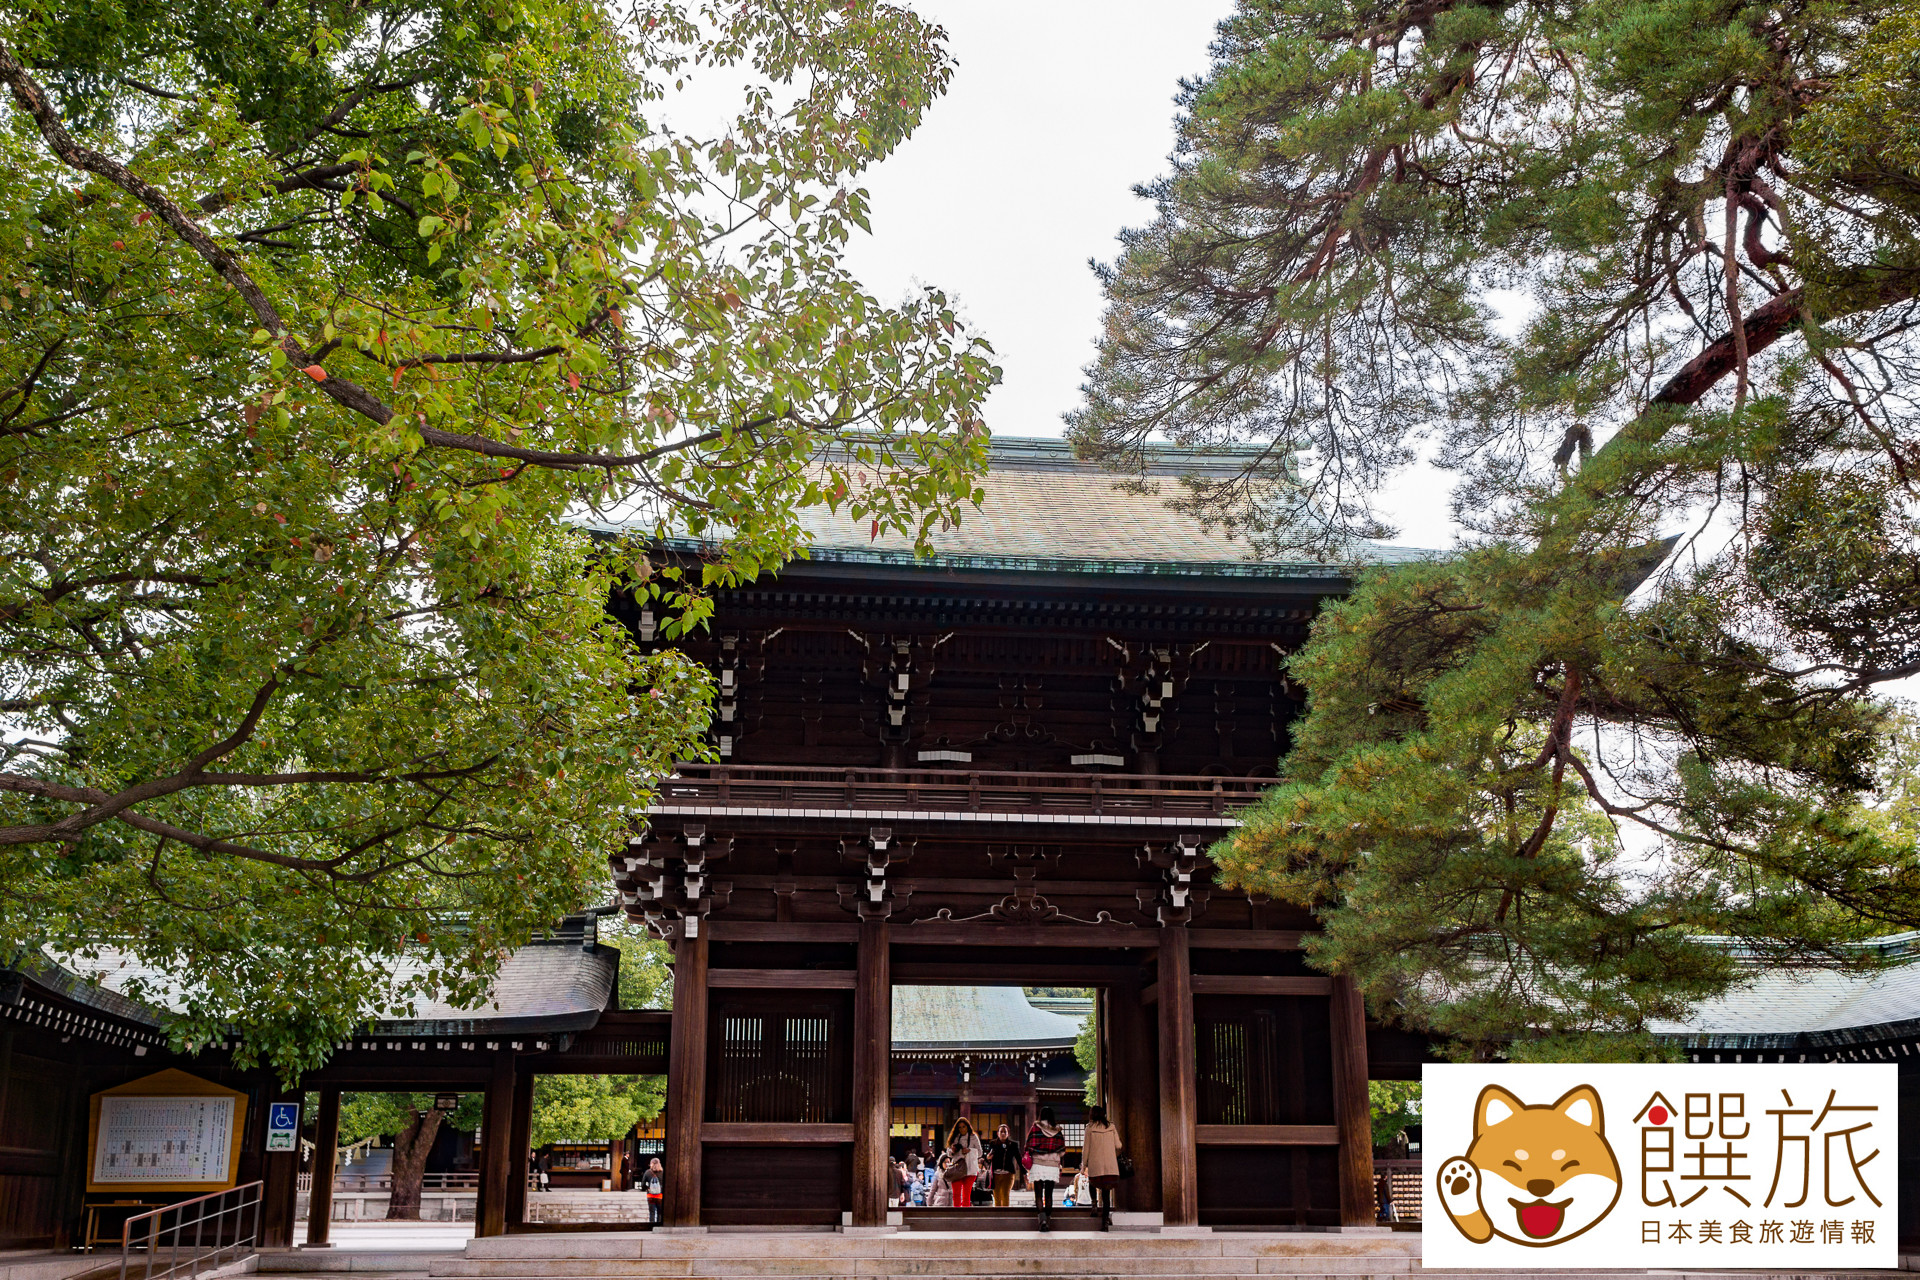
[385,1109,445,1221]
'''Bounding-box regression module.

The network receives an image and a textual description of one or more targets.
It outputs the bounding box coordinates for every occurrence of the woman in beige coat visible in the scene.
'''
[1080,1105,1125,1231]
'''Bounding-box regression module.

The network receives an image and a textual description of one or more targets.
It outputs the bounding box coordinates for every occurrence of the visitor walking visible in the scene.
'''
[1082,1105,1126,1231]
[1023,1107,1066,1232]
[643,1157,664,1225]
[945,1117,983,1207]
[889,1158,909,1208]
[984,1123,1021,1207]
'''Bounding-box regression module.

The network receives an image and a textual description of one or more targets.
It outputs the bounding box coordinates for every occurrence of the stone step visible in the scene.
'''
[431,1258,1413,1276]
[431,1264,1414,1279]
[259,1251,451,1274]
[432,1274,1415,1280]
[455,1236,1415,1260]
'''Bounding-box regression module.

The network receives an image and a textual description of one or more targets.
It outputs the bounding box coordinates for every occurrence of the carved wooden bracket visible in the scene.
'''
[612,823,733,940]
[837,826,915,921]
[1138,832,1210,926]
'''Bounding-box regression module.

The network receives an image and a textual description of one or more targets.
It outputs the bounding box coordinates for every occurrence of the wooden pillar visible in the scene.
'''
[1110,976,1160,1214]
[506,1064,534,1230]
[1330,974,1375,1226]
[478,1049,516,1237]
[303,1088,341,1247]
[1093,989,1109,1110]
[260,1088,303,1248]
[1157,927,1197,1227]
[851,920,891,1227]
[663,929,710,1227]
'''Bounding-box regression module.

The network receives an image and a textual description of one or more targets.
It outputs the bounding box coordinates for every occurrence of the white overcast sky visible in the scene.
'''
[834,0,1462,549]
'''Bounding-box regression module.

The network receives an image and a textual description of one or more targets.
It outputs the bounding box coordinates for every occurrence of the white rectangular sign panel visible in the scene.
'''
[92,1095,236,1184]
[1422,1063,1896,1269]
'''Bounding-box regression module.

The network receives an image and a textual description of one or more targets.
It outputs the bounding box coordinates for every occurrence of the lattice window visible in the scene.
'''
[708,1000,848,1123]
[1194,995,1335,1126]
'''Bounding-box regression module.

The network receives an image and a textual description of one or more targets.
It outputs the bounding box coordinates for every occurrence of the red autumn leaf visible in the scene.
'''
[303,364,328,382]
[135,211,152,225]
[567,371,581,389]
[112,240,125,250]
[392,366,405,388]
[870,519,879,541]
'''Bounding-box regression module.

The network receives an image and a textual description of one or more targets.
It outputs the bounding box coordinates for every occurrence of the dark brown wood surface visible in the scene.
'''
[1156,927,1198,1227]
[304,1088,340,1246]
[895,924,1161,949]
[1329,974,1374,1226]
[850,921,890,1227]
[1107,976,1161,1215]
[1187,931,1305,950]
[1193,1124,1341,1145]
[260,1087,303,1248]
[700,1123,857,1144]
[505,1062,534,1227]
[663,932,709,1227]
[1192,975,1332,996]
[477,1050,515,1238]
[707,969,857,989]
[705,922,860,943]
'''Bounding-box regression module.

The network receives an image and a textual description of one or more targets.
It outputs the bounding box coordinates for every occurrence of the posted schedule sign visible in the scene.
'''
[91,1095,237,1185]
[1422,1063,1897,1269]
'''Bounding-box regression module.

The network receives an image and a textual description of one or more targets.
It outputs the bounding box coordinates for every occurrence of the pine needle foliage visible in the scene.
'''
[1079,0,1920,1055]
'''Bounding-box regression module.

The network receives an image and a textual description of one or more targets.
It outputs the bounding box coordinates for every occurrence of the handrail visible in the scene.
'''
[120,1180,262,1280]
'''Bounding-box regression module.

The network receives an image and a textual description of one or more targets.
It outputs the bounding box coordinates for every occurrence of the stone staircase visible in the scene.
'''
[394,1231,1914,1280]
[432,1232,1413,1280]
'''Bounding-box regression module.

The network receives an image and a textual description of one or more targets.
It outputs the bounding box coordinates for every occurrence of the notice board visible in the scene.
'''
[87,1068,250,1193]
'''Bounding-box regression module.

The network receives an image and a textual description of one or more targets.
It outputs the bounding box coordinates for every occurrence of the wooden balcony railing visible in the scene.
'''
[650,764,1270,819]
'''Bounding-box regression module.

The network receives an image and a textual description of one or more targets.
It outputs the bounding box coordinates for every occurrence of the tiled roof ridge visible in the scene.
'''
[983,436,1275,480]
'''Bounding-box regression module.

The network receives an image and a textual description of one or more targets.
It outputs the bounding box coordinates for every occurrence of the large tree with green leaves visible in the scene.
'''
[1075,0,1920,1055]
[0,0,995,1077]
[315,1092,483,1219]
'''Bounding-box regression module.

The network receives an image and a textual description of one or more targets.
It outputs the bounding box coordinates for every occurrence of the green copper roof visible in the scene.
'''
[588,436,1437,577]
[892,985,1087,1051]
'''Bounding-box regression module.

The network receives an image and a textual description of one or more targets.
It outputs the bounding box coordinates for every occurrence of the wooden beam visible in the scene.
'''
[505,1063,534,1228]
[893,963,1144,986]
[1190,975,1332,996]
[477,1050,515,1238]
[303,1088,340,1247]
[705,921,859,943]
[701,1123,857,1145]
[664,930,710,1227]
[707,968,856,989]
[1187,930,1305,950]
[1140,982,1158,1006]
[1157,927,1197,1228]
[1194,1125,1340,1146]
[260,1088,303,1248]
[897,924,1160,948]
[1330,974,1375,1227]
[851,920,890,1227]
[1107,977,1160,1216]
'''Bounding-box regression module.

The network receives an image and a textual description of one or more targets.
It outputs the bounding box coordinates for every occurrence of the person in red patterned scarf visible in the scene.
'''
[1023,1107,1067,1232]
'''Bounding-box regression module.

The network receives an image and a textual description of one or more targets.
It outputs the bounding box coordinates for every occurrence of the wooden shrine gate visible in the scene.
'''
[599,437,1404,1230]
[619,768,1376,1230]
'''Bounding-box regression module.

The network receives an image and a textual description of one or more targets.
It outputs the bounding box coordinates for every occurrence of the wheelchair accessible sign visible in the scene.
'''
[266,1101,301,1152]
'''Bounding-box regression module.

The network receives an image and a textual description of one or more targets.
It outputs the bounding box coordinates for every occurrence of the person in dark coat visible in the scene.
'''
[982,1123,1022,1207]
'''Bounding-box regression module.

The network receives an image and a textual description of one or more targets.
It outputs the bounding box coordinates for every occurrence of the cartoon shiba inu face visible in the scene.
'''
[1436,1084,1621,1247]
